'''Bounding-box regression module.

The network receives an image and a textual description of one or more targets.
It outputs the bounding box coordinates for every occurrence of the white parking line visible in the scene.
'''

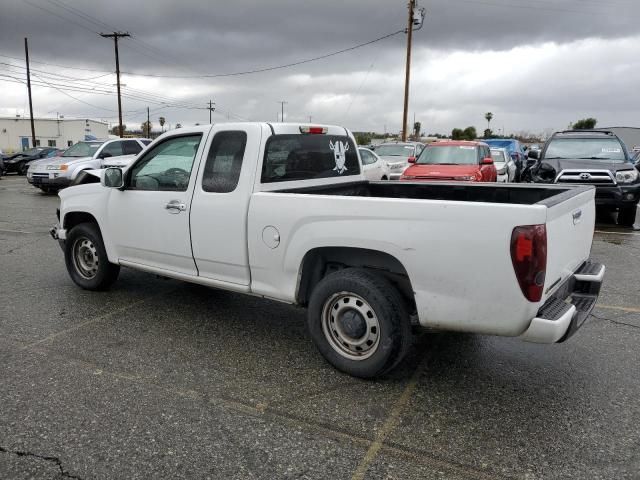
[595,230,640,236]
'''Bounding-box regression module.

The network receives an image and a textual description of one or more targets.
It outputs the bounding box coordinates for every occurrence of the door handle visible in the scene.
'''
[165,201,186,213]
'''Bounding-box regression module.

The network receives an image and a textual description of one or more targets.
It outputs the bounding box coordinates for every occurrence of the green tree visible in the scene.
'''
[483,128,493,139]
[159,116,166,132]
[571,118,597,129]
[484,112,493,130]
[451,128,464,140]
[413,121,421,140]
[141,121,153,137]
[354,132,372,145]
[463,126,477,140]
[110,124,126,136]
[175,123,182,129]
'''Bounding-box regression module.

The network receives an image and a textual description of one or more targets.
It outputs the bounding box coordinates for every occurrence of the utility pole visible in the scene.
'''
[147,106,150,138]
[24,38,36,148]
[401,1,426,142]
[207,100,215,124]
[100,32,130,138]
[278,101,288,122]
[308,115,312,123]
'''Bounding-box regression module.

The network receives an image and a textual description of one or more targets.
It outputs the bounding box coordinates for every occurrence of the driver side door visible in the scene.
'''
[106,133,206,275]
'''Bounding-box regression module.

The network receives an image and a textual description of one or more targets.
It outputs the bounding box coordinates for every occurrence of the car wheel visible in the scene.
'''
[65,222,120,290]
[307,268,411,378]
[18,162,28,175]
[618,207,637,227]
[381,176,388,180]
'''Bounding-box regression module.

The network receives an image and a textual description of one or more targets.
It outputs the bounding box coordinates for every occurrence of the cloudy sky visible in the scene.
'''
[0,0,639,136]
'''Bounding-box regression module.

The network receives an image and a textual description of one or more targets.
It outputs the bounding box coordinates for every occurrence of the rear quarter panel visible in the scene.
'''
[248,193,549,336]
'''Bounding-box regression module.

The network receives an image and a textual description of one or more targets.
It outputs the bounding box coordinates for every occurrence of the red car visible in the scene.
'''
[400,140,497,182]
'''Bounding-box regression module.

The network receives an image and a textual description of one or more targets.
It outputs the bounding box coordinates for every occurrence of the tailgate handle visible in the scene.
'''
[572,209,582,225]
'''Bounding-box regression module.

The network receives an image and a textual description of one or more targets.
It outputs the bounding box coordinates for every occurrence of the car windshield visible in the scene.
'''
[374,145,415,157]
[485,140,515,151]
[491,150,506,162]
[545,138,626,162]
[417,146,478,165]
[20,148,42,156]
[63,142,103,158]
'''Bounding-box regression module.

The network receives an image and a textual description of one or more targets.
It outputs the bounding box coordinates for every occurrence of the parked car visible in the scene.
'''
[358,147,390,181]
[400,141,497,182]
[27,138,148,193]
[2,147,60,175]
[527,129,639,226]
[491,147,517,183]
[484,139,527,181]
[632,150,640,171]
[51,122,604,378]
[373,141,425,179]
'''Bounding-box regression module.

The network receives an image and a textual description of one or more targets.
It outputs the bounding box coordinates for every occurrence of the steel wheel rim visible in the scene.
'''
[72,236,99,280]
[321,292,380,361]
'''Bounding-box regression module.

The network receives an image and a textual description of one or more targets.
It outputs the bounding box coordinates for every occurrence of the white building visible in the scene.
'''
[0,116,109,153]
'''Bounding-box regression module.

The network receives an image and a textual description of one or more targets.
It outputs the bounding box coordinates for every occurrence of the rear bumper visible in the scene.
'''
[520,261,604,343]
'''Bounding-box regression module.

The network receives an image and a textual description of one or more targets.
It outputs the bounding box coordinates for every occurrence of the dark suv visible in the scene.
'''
[527,130,639,226]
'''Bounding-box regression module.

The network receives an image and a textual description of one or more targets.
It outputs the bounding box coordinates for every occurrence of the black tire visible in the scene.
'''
[18,162,28,175]
[618,206,638,227]
[307,268,412,379]
[64,222,120,290]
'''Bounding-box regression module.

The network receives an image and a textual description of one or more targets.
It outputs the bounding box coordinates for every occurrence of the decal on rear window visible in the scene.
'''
[329,140,349,174]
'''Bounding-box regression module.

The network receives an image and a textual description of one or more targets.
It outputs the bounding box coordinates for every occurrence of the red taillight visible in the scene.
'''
[510,225,547,302]
[299,126,327,134]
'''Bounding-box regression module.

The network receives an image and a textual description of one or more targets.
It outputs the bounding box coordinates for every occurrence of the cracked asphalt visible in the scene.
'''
[1,174,639,479]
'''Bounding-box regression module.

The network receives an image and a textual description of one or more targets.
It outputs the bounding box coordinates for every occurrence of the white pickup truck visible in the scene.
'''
[51,123,604,378]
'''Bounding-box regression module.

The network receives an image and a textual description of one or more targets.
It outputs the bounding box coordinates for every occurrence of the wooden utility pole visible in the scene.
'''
[100,32,130,138]
[147,106,150,138]
[402,1,416,142]
[24,37,36,148]
[278,101,288,122]
[208,100,215,124]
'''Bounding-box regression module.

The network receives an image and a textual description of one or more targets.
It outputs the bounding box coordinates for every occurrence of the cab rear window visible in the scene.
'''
[261,134,360,183]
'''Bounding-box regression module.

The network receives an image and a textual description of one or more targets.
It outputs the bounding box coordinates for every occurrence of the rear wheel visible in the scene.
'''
[65,222,120,290]
[307,268,412,378]
[618,206,638,227]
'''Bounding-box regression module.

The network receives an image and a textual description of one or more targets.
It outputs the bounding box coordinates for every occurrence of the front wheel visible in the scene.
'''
[19,162,29,175]
[618,206,638,227]
[65,222,120,290]
[307,268,412,378]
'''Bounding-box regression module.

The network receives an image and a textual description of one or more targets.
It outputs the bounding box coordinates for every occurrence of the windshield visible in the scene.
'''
[545,138,626,162]
[20,148,42,156]
[485,140,515,151]
[63,142,103,158]
[417,146,478,165]
[374,144,415,157]
[490,150,506,162]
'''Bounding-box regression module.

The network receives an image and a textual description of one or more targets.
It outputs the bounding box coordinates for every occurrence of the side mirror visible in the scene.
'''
[102,167,124,188]
[527,150,539,160]
[99,151,113,160]
[481,157,493,165]
[407,156,417,163]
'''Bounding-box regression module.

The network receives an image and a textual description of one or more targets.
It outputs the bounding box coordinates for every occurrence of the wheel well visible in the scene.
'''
[64,211,98,231]
[297,247,415,310]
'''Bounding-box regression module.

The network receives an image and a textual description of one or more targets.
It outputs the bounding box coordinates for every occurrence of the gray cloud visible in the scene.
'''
[0,0,638,135]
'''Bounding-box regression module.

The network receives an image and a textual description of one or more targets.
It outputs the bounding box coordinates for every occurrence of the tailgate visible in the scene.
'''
[543,187,596,301]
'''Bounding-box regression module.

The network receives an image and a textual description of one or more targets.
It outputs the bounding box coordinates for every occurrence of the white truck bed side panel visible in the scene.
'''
[248,193,547,336]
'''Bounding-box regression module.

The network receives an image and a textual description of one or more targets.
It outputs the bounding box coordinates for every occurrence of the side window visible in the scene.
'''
[129,134,202,192]
[359,150,372,165]
[123,140,143,155]
[416,144,424,156]
[202,131,247,193]
[101,141,124,157]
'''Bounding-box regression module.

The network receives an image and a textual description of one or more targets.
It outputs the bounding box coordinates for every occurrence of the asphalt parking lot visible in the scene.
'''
[1,175,639,480]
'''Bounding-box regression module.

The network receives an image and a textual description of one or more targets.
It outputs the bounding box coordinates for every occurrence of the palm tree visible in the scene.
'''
[484,112,494,131]
[159,116,166,132]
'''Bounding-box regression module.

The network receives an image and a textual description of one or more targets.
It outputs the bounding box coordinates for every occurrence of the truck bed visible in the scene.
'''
[275,180,592,206]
